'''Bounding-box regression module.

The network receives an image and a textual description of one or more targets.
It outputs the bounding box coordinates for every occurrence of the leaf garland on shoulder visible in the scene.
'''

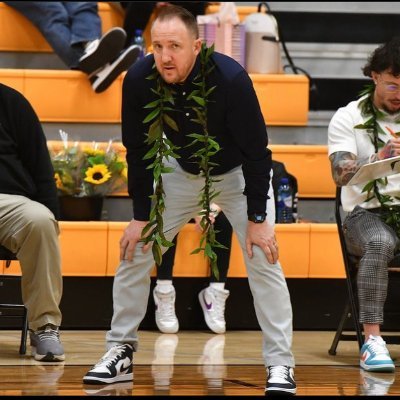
[141,64,180,265]
[355,83,400,236]
[142,43,226,278]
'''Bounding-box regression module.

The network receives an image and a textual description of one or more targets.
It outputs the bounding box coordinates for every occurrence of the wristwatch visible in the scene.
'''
[248,212,266,223]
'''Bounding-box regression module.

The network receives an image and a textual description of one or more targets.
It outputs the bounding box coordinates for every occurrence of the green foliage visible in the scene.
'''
[142,43,225,276]
[184,43,225,278]
[50,133,127,197]
[357,84,400,236]
[141,72,180,265]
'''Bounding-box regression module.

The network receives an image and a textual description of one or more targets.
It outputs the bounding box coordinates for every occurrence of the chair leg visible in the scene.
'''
[329,294,364,355]
[19,307,28,355]
[347,283,364,350]
[329,302,350,355]
[350,310,364,351]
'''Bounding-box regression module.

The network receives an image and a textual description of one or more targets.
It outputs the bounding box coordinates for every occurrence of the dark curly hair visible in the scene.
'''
[363,36,400,78]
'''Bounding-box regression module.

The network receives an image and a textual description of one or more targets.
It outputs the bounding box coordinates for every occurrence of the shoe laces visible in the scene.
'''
[268,365,290,380]
[366,336,389,355]
[209,288,227,318]
[36,325,60,343]
[156,291,176,319]
[95,345,129,368]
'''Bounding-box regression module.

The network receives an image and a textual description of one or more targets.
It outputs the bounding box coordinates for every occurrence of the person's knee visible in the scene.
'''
[367,232,397,257]
[11,2,68,30]
[22,205,58,237]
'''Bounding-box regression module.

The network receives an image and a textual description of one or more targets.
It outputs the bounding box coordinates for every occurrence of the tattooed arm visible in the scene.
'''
[330,139,400,186]
[329,151,371,186]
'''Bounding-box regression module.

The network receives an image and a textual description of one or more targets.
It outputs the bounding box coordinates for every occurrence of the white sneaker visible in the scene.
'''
[153,286,179,333]
[90,44,141,93]
[266,366,296,396]
[198,286,229,334]
[78,27,126,75]
[360,335,395,372]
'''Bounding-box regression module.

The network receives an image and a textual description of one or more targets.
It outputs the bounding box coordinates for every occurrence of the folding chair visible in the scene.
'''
[0,245,28,354]
[329,186,400,356]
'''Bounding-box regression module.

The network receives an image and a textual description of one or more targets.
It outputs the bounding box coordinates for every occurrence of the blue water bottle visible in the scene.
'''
[133,29,146,59]
[276,177,293,223]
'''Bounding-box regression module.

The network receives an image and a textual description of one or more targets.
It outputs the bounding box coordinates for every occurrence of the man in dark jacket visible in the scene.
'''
[0,83,64,362]
[84,5,296,396]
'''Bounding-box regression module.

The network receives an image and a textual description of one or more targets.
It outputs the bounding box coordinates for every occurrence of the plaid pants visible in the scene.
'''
[343,206,399,324]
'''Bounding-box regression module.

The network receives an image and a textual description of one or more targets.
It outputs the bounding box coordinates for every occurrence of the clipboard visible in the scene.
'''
[347,155,400,186]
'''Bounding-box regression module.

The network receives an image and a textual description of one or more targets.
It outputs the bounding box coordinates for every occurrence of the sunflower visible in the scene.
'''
[83,148,105,157]
[54,173,63,189]
[50,135,128,196]
[84,164,112,185]
[121,167,128,180]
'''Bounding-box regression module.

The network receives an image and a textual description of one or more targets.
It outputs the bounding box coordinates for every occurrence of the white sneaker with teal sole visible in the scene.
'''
[360,335,395,372]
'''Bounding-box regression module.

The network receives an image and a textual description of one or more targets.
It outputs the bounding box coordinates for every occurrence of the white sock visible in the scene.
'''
[156,280,174,293]
[209,282,225,291]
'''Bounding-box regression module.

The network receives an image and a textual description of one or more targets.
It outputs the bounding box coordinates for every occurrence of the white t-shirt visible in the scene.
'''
[328,96,400,211]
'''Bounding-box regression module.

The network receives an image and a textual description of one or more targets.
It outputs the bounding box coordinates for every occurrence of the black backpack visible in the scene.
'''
[272,160,298,223]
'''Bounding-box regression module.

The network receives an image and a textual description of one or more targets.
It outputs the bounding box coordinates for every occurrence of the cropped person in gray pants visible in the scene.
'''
[83,4,296,396]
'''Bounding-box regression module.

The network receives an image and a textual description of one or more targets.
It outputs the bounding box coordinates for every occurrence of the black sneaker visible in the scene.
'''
[78,27,126,75]
[265,366,296,396]
[83,344,134,385]
[91,44,141,93]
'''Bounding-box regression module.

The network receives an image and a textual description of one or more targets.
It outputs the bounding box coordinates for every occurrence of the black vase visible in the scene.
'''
[58,196,104,221]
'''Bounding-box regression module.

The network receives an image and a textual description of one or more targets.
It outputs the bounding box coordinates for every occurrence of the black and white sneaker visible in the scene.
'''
[83,344,133,385]
[265,366,296,396]
[78,27,126,75]
[91,44,141,93]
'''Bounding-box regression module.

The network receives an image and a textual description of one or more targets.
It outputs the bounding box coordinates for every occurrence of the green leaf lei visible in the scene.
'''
[355,83,400,236]
[142,43,226,278]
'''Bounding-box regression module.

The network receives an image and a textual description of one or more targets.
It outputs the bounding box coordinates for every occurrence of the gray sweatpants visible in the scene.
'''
[0,194,62,331]
[106,159,295,368]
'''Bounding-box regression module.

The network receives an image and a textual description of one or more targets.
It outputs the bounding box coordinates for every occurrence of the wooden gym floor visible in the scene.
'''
[1,330,400,396]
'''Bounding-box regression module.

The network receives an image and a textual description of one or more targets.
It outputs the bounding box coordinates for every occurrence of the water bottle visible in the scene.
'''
[276,177,293,223]
[133,29,146,59]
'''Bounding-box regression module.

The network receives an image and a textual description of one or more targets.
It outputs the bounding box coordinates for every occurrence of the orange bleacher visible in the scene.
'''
[1,220,345,279]
[0,3,344,281]
[0,2,309,126]
[6,143,340,279]
[0,68,308,126]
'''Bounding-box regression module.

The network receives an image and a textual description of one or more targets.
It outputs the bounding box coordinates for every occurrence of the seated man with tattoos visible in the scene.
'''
[328,37,400,373]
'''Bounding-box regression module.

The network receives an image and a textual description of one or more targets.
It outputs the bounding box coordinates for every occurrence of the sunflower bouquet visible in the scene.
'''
[49,130,127,197]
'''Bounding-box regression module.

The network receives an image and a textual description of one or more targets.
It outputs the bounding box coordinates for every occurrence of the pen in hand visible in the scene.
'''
[386,126,400,139]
